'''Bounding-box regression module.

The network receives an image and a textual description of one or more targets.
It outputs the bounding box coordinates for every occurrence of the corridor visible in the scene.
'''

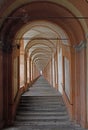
[3,76,86,130]
[0,1,88,129]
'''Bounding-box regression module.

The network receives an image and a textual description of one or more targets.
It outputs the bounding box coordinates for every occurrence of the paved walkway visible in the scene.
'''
[3,76,87,130]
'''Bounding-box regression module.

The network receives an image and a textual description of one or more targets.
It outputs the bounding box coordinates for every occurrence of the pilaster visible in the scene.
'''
[0,45,4,129]
[74,40,87,127]
[2,41,20,125]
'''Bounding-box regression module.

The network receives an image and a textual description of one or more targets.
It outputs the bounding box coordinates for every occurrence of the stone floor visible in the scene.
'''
[3,76,88,130]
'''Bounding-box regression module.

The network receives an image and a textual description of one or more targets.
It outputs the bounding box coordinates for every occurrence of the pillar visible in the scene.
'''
[3,48,13,125]
[0,43,4,129]
[74,40,86,127]
[87,38,88,127]
[20,40,24,87]
[51,53,55,87]
[58,46,63,94]
[27,57,29,83]
[29,57,31,82]
[24,53,27,86]
[30,58,33,81]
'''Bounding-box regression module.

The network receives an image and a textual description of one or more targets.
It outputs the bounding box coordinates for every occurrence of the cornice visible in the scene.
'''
[74,40,86,51]
[0,41,20,52]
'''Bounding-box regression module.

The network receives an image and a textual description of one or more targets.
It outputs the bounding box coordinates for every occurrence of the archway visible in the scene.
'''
[0,1,87,128]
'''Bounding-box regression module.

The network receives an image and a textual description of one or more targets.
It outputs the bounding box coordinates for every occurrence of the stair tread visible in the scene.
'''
[11,76,85,130]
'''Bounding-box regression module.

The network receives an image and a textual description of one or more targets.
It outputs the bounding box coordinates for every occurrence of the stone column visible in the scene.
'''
[24,53,27,85]
[86,38,88,127]
[31,59,33,81]
[51,53,55,87]
[0,42,4,129]
[29,57,31,82]
[2,43,15,125]
[27,57,29,83]
[74,40,86,127]
[3,46,13,125]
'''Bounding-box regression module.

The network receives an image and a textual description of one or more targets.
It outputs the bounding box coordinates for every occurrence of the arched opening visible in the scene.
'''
[0,1,87,129]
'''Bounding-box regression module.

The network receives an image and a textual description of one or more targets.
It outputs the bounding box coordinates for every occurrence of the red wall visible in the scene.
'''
[0,50,4,129]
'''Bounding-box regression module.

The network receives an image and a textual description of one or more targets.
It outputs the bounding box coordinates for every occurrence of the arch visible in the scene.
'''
[0,1,87,129]
[25,40,56,53]
[29,48,52,58]
[0,1,86,46]
[16,20,69,47]
[0,0,87,35]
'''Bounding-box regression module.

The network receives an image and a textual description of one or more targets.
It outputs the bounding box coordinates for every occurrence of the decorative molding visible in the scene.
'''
[74,40,86,51]
[85,0,88,3]
[0,41,4,50]
[0,41,20,52]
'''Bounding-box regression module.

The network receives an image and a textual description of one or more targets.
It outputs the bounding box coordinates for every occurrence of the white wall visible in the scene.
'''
[13,57,18,98]
[20,55,24,87]
[64,57,70,99]
[27,58,29,83]
[58,48,63,94]
[86,39,88,123]
[52,54,55,87]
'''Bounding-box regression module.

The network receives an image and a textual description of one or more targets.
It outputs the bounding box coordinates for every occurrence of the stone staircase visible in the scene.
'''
[3,76,87,130]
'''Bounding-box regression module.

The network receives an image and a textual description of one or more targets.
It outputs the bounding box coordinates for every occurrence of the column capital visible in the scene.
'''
[0,41,3,50]
[74,40,86,51]
[0,41,20,53]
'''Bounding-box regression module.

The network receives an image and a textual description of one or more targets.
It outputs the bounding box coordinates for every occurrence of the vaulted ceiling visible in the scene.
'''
[0,0,87,71]
[16,21,69,71]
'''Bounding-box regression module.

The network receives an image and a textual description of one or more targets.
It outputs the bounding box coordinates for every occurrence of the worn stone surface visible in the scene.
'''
[3,76,88,130]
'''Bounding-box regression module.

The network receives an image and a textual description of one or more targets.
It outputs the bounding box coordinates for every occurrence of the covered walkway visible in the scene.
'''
[0,1,88,129]
[4,76,86,130]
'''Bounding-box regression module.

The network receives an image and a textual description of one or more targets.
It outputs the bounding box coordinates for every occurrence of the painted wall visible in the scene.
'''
[0,50,3,128]
[43,60,52,84]
[78,47,86,127]
[64,57,70,100]
[27,58,29,83]
[87,39,88,125]
[58,48,63,94]
[52,55,55,87]
[13,57,19,99]
[20,54,24,87]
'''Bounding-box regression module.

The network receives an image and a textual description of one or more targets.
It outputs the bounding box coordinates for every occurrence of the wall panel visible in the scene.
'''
[64,57,70,100]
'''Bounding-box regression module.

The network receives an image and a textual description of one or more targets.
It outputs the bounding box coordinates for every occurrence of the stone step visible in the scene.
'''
[16,115,69,120]
[16,111,68,116]
[21,96,63,99]
[21,98,62,101]
[19,104,66,109]
[20,100,64,104]
[3,124,84,130]
[20,99,63,102]
[13,125,75,130]
[20,102,64,106]
[17,107,66,111]
[18,102,65,107]
[12,76,86,130]
[21,96,62,98]
[14,120,71,126]
[17,108,66,112]
[20,100,64,103]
